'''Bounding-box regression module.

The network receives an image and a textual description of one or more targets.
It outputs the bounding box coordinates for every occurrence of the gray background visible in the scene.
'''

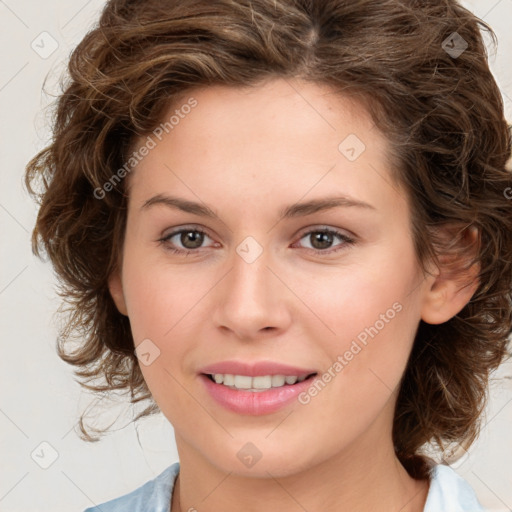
[1,0,511,510]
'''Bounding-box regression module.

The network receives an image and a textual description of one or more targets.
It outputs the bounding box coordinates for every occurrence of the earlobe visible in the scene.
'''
[421,225,480,325]
[108,270,128,316]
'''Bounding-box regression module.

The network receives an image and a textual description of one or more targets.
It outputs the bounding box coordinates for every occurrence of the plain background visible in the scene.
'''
[1,1,511,511]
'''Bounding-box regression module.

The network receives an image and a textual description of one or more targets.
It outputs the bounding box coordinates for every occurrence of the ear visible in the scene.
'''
[108,269,128,316]
[421,225,480,325]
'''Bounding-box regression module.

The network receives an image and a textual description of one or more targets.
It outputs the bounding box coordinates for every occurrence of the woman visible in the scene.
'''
[25,0,512,510]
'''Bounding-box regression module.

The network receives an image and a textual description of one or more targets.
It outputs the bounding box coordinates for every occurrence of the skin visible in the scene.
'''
[108,77,479,512]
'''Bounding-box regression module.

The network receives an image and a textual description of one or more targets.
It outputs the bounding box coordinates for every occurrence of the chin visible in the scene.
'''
[201,438,320,479]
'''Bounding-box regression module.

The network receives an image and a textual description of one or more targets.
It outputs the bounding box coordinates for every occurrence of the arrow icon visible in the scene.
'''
[442,32,467,58]
[135,338,161,366]
[236,236,263,263]
[31,31,59,59]
[30,441,59,469]
[338,134,365,161]
[237,441,263,468]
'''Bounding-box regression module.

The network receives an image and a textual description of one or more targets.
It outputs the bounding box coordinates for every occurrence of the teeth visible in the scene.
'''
[223,374,235,386]
[210,373,311,391]
[271,375,285,387]
[253,375,272,389]
[234,375,252,389]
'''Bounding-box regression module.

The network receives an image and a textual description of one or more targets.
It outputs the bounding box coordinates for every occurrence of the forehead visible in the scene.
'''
[125,78,404,218]
[166,78,377,145]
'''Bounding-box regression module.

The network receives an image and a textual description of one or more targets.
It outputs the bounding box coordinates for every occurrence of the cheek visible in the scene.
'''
[301,249,420,388]
[121,249,213,405]
[121,249,205,342]
[290,269,420,444]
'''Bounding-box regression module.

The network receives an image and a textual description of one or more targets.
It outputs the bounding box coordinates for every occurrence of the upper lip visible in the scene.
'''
[199,360,318,377]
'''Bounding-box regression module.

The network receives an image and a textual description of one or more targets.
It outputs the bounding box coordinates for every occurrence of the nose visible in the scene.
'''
[212,242,292,341]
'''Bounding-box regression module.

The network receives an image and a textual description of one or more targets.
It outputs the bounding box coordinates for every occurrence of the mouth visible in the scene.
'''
[199,370,318,415]
[202,372,318,392]
[198,360,319,414]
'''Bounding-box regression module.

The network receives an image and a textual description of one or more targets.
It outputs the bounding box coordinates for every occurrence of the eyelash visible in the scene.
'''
[157,226,355,256]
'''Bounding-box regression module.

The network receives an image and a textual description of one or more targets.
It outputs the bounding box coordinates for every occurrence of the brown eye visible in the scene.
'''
[295,228,355,255]
[159,227,214,254]
[308,231,335,250]
[177,230,205,249]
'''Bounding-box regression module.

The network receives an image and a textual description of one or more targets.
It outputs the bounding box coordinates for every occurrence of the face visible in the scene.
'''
[109,78,440,478]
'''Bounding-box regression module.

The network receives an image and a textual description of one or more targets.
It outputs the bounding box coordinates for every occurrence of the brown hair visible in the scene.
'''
[24,0,512,479]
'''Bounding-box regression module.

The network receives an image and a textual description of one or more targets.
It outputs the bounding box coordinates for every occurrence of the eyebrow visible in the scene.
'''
[140,193,376,219]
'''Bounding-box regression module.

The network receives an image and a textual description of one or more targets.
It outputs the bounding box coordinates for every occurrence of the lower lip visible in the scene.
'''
[199,374,317,415]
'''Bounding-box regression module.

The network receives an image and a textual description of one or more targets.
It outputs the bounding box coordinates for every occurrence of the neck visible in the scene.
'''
[170,436,430,512]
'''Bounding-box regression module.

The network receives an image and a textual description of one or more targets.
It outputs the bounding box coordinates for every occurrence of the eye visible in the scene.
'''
[158,227,216,255]
[293,227,355,255]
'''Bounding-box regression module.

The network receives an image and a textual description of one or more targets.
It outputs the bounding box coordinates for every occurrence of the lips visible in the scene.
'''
[198,360,319,415]
[198,360,318,377]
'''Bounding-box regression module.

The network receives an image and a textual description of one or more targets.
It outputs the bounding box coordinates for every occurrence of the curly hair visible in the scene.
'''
[24,0,512,480]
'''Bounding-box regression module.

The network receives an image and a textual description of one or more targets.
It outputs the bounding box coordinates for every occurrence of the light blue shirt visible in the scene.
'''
[83,461,486,511]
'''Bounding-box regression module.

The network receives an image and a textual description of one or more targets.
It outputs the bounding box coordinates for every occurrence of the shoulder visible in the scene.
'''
[423,463,486,512]
[82,462,180,512]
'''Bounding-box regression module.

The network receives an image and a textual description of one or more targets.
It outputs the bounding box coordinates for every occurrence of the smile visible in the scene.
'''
[206,373,314,391]
[200,372,318,415]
